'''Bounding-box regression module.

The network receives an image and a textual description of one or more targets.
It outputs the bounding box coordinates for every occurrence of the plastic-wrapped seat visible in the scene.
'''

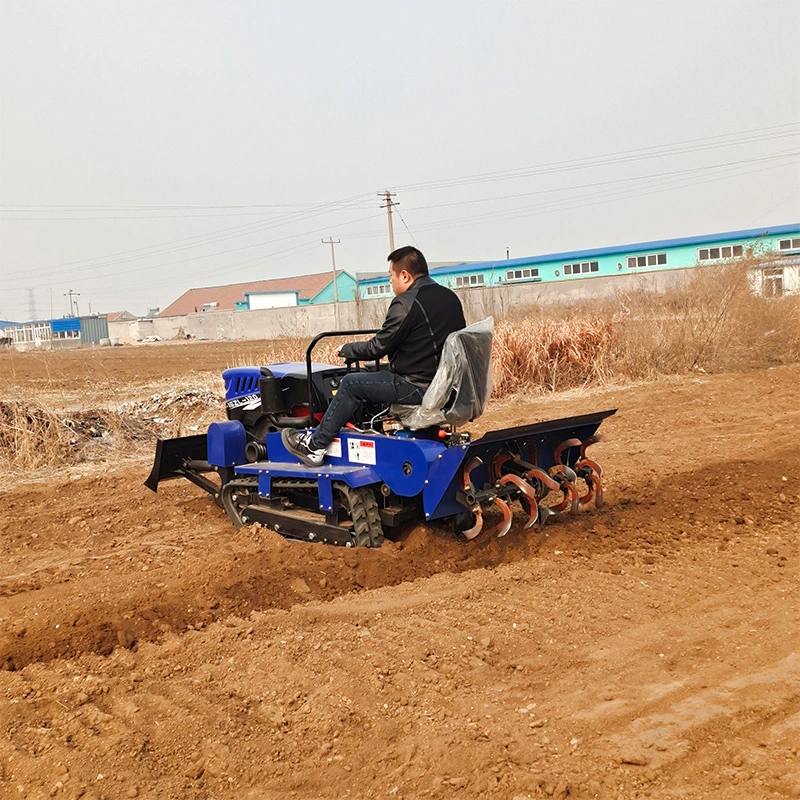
[389,317,494,430]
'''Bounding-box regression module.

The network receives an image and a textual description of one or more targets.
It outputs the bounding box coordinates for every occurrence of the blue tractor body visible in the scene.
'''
[146,330,615,547]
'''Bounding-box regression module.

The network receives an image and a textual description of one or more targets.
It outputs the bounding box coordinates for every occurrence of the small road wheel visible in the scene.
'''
[335,483,384,548]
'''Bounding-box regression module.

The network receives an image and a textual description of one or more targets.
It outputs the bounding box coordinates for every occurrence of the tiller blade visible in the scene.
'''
[458,454,514,539]
[458,456,485,540]
[498,473,540,529]
[449,410,615,538]
[576,434,607,509]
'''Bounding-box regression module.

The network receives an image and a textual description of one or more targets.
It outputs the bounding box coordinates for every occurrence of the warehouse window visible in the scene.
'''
[563,261,599,276]
[627,253,667,269]
[365,284,392,297]
[778,238,800,252]
[763,268,784,298]
[698,244,743,261]
[505,267,539,281]
[455,274,485,288]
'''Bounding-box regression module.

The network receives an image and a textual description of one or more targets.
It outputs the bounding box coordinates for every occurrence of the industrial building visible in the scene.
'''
[357,223,800,299]
[3,315,110,350]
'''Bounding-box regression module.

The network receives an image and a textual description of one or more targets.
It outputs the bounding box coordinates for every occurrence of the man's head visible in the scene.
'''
[388,246,429,295]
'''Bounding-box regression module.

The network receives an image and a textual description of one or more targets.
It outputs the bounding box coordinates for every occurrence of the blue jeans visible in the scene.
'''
[310,371,426,448]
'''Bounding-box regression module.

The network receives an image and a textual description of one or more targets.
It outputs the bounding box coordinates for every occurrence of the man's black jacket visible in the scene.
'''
[340,276,466,387]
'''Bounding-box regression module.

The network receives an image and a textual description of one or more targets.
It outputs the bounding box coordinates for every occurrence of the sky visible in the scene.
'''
[1,0,798,321]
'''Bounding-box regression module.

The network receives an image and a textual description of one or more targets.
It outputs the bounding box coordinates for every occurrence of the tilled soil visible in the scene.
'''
[0,355,798,800]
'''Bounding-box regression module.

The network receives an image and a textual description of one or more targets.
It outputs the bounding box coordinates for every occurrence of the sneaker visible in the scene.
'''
[281,428,326,467]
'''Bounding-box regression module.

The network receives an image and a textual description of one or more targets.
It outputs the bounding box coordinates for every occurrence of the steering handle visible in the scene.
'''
[304,329,380,422]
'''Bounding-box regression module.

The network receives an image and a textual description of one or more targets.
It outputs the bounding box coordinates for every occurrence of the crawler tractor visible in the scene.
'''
[146,322,615,547]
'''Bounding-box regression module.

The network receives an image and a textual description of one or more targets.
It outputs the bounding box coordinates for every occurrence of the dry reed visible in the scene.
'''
[0,399,88,471]
[492,316,616,398]
[493,262,800,396]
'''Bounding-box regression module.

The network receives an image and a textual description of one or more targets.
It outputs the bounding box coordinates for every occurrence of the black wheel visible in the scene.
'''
[335,482,384,548]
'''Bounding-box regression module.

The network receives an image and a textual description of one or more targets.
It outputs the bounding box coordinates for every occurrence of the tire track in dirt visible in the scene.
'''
[1,447,796,670]
[1,365,799,798]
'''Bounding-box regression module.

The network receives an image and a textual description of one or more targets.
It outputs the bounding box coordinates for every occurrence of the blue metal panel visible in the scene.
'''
[222,367,262,406]
[207,421,247,467]
[51,318,80,332]
[235,459,380,490]
[264,430,444,497]
[422,443,470,520]
[318,479,333,512]
[267,362,339,377]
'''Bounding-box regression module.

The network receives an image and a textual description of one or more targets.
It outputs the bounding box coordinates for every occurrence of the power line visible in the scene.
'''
[337,156,798,243]
[403,150,799,213]
[393,122,800,193]
[404,159,798,235]
[395,207,419,247]
[2,122,797,315]
[4,195,376,279]
[2,213,385,292]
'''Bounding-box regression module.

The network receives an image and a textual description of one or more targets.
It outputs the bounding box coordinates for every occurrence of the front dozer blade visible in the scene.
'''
[144,434,209,492]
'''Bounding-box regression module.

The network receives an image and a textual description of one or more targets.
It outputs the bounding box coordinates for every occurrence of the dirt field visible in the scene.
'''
[1,343,798,799]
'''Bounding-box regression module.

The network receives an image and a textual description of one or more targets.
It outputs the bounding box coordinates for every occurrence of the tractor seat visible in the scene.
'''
[389,317,494,430]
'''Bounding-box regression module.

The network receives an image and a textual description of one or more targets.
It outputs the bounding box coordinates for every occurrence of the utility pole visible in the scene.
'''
[64,289,80,317]
[321,237,341,327]
[379,190,398,252]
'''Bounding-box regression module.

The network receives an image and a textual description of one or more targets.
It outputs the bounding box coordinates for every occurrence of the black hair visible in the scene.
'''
[388,246,429,278]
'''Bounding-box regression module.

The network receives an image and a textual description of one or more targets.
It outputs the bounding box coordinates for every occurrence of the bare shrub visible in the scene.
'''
[607,261,800,378]
[0,399,91,471]
[0,388,226,476]
[493,315,617,398]
[117,389,223,440]
[491,259,800,396]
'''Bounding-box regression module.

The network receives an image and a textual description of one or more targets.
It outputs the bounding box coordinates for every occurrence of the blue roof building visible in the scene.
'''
[357,224,800,298]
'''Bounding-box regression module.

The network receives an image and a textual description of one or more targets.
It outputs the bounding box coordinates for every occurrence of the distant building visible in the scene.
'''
[105,310,136,322]
[6,316,110,350]
[159,271,357,317]
[358,224,800,298]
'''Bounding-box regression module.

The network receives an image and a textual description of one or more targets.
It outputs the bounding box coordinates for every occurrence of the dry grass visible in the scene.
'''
[492,262,800,397]
[606,263,800,378]
[0,390,222,477]
[2,261,798,476]
[493,316,617,397]
[227,337,360,369]
[0,400,80,472]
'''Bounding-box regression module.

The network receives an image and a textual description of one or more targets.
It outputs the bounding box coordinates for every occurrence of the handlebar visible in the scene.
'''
[304,329,380,423]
